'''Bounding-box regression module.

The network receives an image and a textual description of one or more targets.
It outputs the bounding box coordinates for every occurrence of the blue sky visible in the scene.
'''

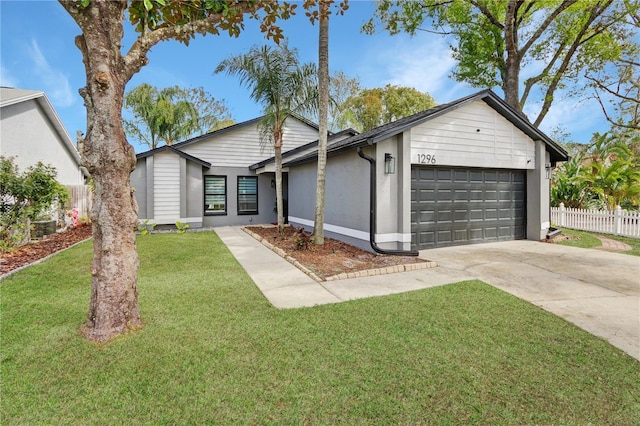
[1,0,616,153]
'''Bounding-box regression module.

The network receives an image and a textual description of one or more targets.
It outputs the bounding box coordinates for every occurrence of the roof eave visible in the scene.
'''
[136,145,211,168]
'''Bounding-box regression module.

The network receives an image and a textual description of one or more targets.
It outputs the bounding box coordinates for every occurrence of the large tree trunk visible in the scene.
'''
[313,1,330,245]
[502,0,521,112]
[82,92,141,341]
[66,1,142,342]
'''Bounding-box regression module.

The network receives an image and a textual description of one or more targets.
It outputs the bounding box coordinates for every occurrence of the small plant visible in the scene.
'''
[175,221,190,234]
[78,215,91,227]
[137,219,156,236]
[293,226,312,250]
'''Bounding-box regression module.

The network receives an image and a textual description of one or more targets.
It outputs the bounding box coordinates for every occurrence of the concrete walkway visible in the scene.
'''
[215,226,467,309]
[216,226,640,360]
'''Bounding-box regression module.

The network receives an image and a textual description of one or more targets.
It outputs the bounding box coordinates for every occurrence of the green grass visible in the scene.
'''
[557,228,640,256]
[2,232,639,424]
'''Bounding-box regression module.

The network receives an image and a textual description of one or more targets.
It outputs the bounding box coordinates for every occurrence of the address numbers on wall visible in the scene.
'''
[416,154,437,164]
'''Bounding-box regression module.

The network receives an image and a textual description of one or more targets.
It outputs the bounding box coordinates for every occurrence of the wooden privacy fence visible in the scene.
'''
[551,203,640,238]
[66,185,93,218]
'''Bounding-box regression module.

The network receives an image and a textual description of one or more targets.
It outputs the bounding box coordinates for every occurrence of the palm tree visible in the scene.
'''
[124,84,200,149]
[215,41,317,230]
[551,153,589,208]
[155,87,200,146]
[124,84,231,149]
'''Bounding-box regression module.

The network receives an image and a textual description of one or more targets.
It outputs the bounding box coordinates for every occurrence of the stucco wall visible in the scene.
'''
[186,160,204,219]
[202,166,277,227]
[131,158,148,219]
[288,149,371,250]
[1,99,82,185]
[375,135,412,251]
[526,140,551,241]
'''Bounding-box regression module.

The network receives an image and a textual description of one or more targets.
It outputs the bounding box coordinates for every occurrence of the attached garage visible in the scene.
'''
[411,166,526,249]
[284,90,569,254]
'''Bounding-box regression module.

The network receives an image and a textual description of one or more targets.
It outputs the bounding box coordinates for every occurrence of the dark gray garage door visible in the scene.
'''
[411,167,526,250]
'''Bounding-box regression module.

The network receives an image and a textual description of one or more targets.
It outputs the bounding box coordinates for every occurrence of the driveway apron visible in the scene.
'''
[421,241,639,361]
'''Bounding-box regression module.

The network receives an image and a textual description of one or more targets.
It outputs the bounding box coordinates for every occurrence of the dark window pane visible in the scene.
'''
[237,176,258,214]
[205,176,226,214]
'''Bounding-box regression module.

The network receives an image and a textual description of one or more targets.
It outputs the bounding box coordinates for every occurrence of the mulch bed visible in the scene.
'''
[0,225,93,275]
[245,225,427,278]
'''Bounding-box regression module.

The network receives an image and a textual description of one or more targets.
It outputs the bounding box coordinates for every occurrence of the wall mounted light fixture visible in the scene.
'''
[384,153,396,174]
[545,163,553,179]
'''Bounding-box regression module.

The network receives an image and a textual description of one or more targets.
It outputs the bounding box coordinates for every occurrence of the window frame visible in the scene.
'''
[237,176,258,215]
[204,175,227,216]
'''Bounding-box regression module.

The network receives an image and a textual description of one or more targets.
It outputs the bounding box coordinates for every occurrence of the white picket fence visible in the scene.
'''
[551,203,640,238]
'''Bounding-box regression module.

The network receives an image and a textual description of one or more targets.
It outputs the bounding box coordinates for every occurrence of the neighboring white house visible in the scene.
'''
[0,87,86,185]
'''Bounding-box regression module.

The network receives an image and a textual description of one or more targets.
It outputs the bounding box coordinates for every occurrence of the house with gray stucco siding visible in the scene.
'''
[270,90,568,252]
[134,89,568,252]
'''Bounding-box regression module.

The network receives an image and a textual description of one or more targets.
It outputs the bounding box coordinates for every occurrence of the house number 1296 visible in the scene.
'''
[417,154,436,164]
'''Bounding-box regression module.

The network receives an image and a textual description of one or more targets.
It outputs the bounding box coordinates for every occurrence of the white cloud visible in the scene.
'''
[0,66,19,88]
[27,39,75,107]
[358,36,475,102]
[527,94,606,143]
[387,40,456,95]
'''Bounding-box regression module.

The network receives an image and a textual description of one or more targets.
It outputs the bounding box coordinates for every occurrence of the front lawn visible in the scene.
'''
[2,232,638,424]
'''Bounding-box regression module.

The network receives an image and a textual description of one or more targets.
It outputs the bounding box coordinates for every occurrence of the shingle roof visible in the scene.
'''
[249,128,359,170]
[136,145,211,168]
[0,87,43,107]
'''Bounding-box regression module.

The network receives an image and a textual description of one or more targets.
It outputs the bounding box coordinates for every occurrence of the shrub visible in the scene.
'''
[1,157,68,250]
[293,226,312,250]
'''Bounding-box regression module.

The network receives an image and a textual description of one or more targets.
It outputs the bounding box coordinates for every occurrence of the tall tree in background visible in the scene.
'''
[586,57,640,131]
[215,41,317,231]
[124,84,234,150]
[327,70,361,132]
[59,0,294,342]
[365,0,638,127]
[304,70,361,132]
[185,86,235,133]
[344,84,436,132]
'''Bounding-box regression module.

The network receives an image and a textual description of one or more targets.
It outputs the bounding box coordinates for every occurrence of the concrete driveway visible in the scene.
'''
[417,241,639,361]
